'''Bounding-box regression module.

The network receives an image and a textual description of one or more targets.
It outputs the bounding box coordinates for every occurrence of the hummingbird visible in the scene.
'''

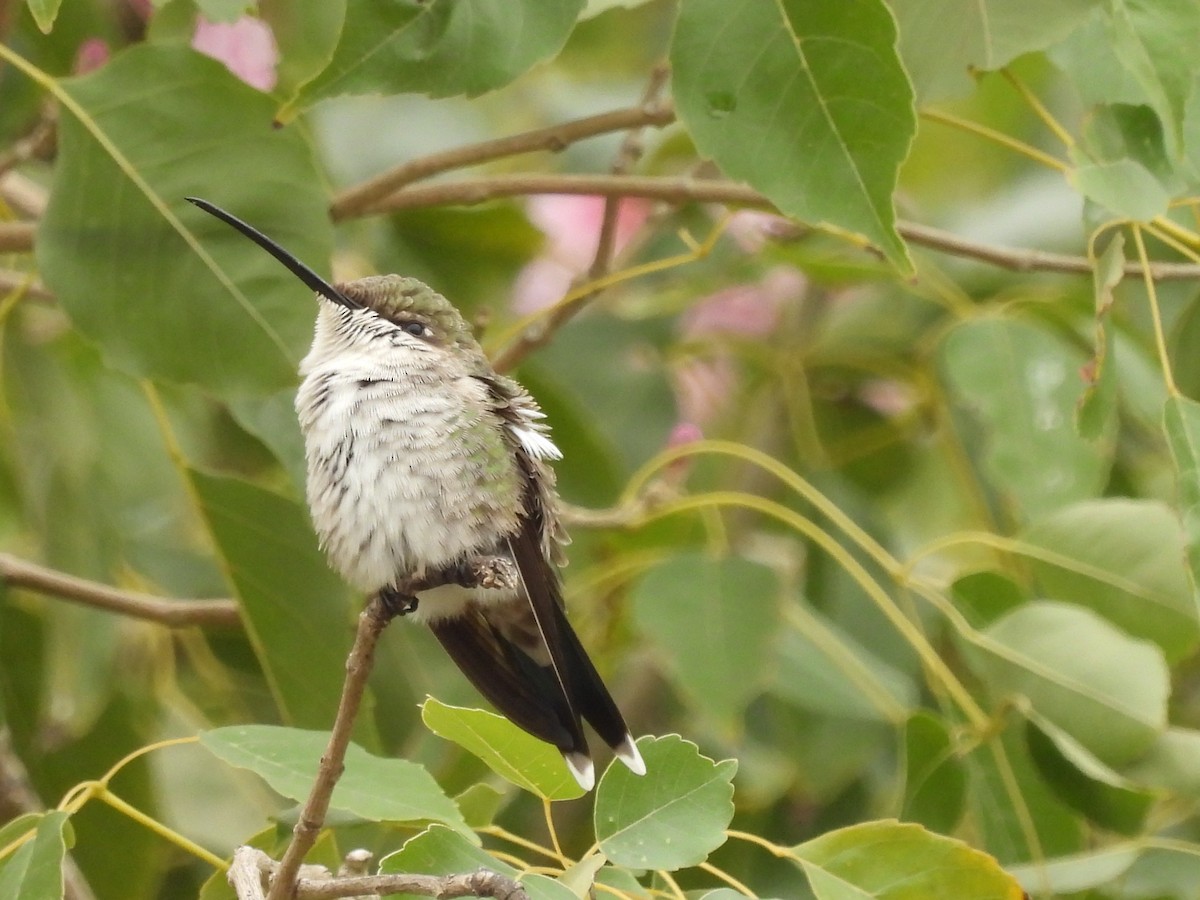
[188,197,644,790]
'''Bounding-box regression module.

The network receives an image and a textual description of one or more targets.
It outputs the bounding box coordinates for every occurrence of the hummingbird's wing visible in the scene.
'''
[428,605,584,758]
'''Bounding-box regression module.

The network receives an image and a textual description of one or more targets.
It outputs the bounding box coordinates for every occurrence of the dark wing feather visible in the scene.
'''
[505,529,632,750]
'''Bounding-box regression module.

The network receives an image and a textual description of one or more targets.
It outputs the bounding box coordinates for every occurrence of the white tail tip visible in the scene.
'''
[615,734,647,776]
[564,752,596,791]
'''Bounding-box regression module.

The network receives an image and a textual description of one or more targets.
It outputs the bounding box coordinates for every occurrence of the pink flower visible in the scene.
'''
[512,195,650,313]
[74,38,110,74]
[192,16,279,92]
[662,421,704,485]
[672,266,805,424]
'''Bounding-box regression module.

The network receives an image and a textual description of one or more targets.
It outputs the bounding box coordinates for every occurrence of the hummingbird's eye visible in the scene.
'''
[399,321,430,338]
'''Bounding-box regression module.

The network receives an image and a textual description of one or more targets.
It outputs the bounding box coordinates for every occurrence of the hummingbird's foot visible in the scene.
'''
[378,586,419,617]
[467,556,519,592]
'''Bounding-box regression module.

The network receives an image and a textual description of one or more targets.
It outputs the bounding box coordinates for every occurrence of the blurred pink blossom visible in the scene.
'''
[725,210,794,254]
[858,379,916,418]
[512,195,650,314]
[673,266,805,424]
[192,16,279,92]
[126,0,154,21]
[73,38,110,74]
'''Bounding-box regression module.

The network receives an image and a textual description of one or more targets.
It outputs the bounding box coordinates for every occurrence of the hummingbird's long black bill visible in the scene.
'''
[186,197,363,310]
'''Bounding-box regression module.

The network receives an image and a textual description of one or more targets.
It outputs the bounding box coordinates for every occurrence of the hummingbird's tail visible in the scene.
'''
[429,586,645,790]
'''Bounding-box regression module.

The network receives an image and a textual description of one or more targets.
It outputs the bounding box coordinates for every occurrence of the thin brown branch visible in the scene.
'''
[0,269,52,301]
[0,116,55,182]
[364,172,766,217]
[330,100,675,222]
[0,552,241,629]
[266,595,397,900]
[368,172,1200,281]
[0,221,35,253]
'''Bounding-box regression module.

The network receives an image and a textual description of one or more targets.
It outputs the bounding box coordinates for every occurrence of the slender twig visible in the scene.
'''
[330,100,675,221]
[0,221,35,253]
[494,64,672,374]
[0,552,241,628]
[0,270,52,301]
[265,596,397,900]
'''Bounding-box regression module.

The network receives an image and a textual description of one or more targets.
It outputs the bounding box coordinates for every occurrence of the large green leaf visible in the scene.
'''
[902,712,966,834]
[770,604,916,723]
[630,555,779,725]
[0,811,69,900]
[1021,498,1199,663]
[200,725,471,835]
[1026,717,1153,835]
[892,0,1104,101]
[671,0,914,269]
[791,820,1022,899]
[594,735,735,871]
[1104,0,1200,158]
[188,469,358,732]
[964,601,1168,767]
[939,317,1111,521]
[420,699,586,801]
[38,45,329,399]
[1164,396,1200,609]
[291,0,584,111]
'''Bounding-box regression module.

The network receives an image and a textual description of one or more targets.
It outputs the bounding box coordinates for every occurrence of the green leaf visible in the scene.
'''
[25,0,61,33]
[951,572,1027,628]
[200,725,471,835]
[379,826,574,900]
[420,699,585,801]
[38,44,328,398]
[1006,846,1140,894]
[187,470,358,731]
[262,0,347,94]
[965,726,1084,864]
[1164,396,1200,608]
[1077,233,1123,438]
[791,820,1022,899]
[453,783,506,829]
[894,0,1104,101]
[1104,0,1200,157]
[1021,498,1200,663]
[671,0,914,270]
[1126,727,1200,797]
[964,600,1168,767]
[770,605,915,723]
[291,0,584,111]
[1026,717,1153,835]
[630,555,779,724]
[0,811,69,900]
[902,712,965,834]
[594,735,736,871]
[1069,159,1170,221]
[939,317,1111,521]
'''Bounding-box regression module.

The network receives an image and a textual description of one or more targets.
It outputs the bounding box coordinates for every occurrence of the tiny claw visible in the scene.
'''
[379,587,419,617]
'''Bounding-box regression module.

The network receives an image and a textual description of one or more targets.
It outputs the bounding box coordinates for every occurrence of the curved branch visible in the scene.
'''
[0,553,241,628]
[330,100,676,221]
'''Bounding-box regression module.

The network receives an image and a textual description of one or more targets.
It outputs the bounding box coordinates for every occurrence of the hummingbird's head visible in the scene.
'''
[333,275,478,353]
[187,197,484,361]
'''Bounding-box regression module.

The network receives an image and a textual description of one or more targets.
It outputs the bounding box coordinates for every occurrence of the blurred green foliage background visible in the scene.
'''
[3,1,1200,898]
